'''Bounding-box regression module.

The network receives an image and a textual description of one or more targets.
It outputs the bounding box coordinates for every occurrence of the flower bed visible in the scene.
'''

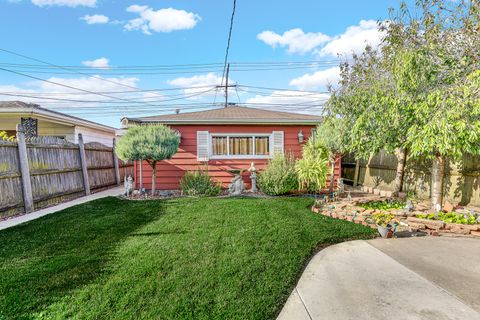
[311,192,480,238]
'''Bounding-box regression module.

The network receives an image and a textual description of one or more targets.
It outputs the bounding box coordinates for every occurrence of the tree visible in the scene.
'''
[115,124,180,195]
[313,118,349,192]
[328,0,480,208]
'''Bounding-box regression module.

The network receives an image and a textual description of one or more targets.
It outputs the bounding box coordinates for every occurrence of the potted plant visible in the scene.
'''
[372,212,395,238]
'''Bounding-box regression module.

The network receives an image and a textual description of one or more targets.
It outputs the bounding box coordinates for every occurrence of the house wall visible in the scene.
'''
[0,115,115,146]
[135,124,341,191]
[74,126,115,147]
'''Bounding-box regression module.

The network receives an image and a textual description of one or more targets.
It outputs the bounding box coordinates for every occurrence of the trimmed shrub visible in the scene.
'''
[258,153,298,195]
[180,169,222,197]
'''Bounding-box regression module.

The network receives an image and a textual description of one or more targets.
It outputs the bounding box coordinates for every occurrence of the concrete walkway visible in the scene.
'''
[278,237,480,320]
[0,186,124,231]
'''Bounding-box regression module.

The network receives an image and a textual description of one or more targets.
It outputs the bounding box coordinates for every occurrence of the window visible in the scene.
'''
[211,134,270,158]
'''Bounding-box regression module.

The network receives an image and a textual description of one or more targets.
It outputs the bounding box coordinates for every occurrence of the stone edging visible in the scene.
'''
[311,202,480,238]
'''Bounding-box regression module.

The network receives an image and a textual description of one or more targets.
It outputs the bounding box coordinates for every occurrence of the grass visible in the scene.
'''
[0,197,375,320]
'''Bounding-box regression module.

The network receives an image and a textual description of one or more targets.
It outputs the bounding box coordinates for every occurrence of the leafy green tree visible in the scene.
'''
[313,118,349,192]
[328,0,480,207]
[116,124,180,195]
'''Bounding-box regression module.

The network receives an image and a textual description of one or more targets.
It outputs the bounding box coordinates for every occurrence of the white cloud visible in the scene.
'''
[258,20,384,58]
[257,28,330,54]
[167,73,231,98]
[124,5,201,34]
[289,67,340,90]
[246,90,330,108]
[81,14,109,25]
[316,20,383,57]
[31,0,96,7]
[82,57,111,69]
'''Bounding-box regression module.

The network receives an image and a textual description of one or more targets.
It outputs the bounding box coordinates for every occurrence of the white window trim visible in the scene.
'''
[209,133,272,159]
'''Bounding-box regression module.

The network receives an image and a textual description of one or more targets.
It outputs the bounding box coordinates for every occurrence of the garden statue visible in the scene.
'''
[124,175,134,197]
[405,199,414,213]
[228,174,245,196]
[248,162,257,193]
[347,191,352,202]
[337,178,345,194]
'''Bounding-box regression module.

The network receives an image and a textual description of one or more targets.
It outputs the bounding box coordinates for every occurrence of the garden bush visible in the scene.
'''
[180,168,222,197]
[258,153,298,195]
[296,138,329,193]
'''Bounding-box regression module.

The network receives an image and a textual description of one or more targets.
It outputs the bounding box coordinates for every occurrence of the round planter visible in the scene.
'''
[377,224,392,238]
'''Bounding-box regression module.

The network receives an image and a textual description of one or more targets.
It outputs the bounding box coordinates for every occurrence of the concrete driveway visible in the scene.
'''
[278,237,480,320]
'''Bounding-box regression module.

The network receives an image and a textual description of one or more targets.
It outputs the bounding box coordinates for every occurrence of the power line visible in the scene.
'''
[219,0,237,90]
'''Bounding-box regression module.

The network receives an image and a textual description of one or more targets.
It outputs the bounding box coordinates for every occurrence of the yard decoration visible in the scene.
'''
[248,162,257,193]
[124,175,134,197]
[372,212,395,238]
[115,124,180,195]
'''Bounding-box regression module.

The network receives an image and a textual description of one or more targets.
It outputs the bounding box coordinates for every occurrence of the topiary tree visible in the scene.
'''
[115,124,180,195]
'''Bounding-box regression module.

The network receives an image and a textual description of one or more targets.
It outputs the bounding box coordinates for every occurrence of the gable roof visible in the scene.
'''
[0,101,117,132]
[123,106,322,126]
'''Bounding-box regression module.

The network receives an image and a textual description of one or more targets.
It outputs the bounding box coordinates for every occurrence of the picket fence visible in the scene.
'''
[0,125,133,218]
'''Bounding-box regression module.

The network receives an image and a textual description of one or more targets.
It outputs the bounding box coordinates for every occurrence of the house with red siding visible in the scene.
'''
[121,106,340,191]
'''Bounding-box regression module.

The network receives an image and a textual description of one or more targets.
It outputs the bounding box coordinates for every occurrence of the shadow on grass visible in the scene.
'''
[0,197,166,320]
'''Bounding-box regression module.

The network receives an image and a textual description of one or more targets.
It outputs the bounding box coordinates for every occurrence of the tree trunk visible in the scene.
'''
[329,153,336,193]
[431,155,446,210]
[151,160,157,196]
[393,148,407,196]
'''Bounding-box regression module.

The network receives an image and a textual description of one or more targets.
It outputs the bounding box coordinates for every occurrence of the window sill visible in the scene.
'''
[209,155,271,160]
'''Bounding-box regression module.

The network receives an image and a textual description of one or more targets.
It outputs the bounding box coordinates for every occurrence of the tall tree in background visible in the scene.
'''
[115,124,180,195]
[328,0,480,208]
[313,118,349,192]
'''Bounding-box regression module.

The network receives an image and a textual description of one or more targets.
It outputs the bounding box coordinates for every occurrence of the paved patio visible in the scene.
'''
[278,237,480,320]
[0,186,124,231]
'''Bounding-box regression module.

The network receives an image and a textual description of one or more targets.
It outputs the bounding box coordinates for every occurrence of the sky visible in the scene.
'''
[0,0,411,128]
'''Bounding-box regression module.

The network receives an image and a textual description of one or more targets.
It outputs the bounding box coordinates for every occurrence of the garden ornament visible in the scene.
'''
[404,199,414,213]
[248,162,257,193]
[337,178,345,194]
[347,191,352,202]
[328,204,335,217]
[228,174,245,196]
[124,175,134,197]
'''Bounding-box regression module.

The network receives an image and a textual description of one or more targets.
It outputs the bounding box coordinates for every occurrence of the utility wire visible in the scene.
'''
[219,0,237,88]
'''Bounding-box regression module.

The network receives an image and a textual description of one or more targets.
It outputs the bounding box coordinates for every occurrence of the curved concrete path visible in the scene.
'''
[278,237,480,320]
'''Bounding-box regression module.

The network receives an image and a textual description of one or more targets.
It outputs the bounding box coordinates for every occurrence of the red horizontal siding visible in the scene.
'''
[134,124,341,190]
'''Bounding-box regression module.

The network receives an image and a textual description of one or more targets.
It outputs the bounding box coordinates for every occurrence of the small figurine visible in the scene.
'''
[124,175,134,197]
[228,174,245,196]
[347,191,352,202]
[248,162,257,193]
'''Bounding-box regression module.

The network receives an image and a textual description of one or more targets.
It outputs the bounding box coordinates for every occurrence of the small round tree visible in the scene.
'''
[115,124,180,195]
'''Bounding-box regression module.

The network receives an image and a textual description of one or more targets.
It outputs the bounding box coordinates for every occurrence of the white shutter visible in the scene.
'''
[272,131,284,155]
[197,131,209,161]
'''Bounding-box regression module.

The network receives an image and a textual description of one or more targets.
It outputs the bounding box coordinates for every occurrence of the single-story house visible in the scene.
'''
[0,101,117,146]
[122,106,341,190]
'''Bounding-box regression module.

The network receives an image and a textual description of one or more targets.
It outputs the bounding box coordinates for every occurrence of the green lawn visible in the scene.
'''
[0,197,375,320]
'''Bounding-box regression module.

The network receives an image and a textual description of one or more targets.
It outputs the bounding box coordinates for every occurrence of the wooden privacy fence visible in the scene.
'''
[0,124,133,218]
[342,151,480,206]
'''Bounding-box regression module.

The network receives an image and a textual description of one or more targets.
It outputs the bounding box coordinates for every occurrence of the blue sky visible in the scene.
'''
[0,0,409,127]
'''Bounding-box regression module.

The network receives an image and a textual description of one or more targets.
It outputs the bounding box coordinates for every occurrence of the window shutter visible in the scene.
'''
[197,131,209,161]
[272,131,284,155]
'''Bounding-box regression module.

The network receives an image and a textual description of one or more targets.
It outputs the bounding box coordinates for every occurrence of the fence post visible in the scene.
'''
[112,138,121,185]
[16,124,34,213]
[353,159,360,186]
[78,134,91,195]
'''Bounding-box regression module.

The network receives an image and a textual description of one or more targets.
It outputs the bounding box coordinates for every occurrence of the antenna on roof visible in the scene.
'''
[175,108,180,114]
[225,63,230,108]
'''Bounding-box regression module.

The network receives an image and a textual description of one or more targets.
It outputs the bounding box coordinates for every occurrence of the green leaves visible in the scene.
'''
[115,124,180,163]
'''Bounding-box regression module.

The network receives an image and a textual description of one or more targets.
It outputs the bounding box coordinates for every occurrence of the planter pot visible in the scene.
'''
[377,224,392,238]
